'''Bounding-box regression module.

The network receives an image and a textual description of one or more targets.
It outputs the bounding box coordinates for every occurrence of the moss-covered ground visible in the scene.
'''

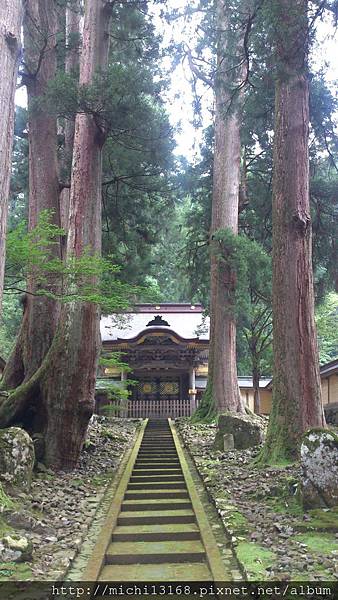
[0,417,139,582]
[236,542,276,578]
[177,419,338,581]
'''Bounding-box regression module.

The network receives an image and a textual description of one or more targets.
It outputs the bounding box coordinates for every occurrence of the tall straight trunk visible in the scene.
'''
[260,0,324,463]
[207,0,245,415]
[60,1,81,236]
[0,0,112,470]
[39,0,112,469]
[0,1,24,316]
[2,0,61,388]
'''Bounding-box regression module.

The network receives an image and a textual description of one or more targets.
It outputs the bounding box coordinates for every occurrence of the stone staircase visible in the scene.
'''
[100,419,213,581]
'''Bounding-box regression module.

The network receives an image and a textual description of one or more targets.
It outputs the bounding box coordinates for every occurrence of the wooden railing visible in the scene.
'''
[127,398,192,418]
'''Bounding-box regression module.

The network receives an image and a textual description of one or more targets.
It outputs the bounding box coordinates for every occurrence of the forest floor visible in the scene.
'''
[176,419,338,581]
[0,417,139,582]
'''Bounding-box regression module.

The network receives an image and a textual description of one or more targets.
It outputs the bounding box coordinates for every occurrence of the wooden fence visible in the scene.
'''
[127,398,193,418]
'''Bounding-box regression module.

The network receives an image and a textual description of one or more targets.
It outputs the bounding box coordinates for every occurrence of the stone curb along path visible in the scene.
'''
[174,423,251,580]
[66,420,145,581]
[75,418,241,588]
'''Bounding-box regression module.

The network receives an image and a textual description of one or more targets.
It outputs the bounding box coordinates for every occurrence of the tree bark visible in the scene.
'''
[0,0,112,470]
[2,0,61,388]
[60,1,81,236]
[260,0,325,462]
[207,0,245,415]
[39,0,112,469]
[0,1,24,317]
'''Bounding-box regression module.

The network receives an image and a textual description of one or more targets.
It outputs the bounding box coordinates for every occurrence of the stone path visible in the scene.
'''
[82,418,238,584]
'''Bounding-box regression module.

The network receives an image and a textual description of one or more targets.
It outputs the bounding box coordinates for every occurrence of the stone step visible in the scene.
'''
[135,463,179,467]
[137,452,178,457]
[112,523,200,542]
[105,540,205,564]
[127,482,187,490]
[136,457,179,462]
[132,468,182,475]
[142,436,173,440]
[129,474,185,482]
[141,442,174,446]
[117,510,195,526]
[124,490,189,500]
[99,562,211,582]
[134,463,180,469]
[121,499,192,512]
[141,438,174,442]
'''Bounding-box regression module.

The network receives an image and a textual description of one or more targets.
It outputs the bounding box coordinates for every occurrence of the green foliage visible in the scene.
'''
[4,210,144,313]
[99,352,132,373]
[212,228,272,315]
[315,292,338,363]
[98,351,137,412]
[39,3,176,292]
[0,294,22,359]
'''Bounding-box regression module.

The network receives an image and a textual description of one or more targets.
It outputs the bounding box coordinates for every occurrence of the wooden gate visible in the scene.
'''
[128,376,191,417]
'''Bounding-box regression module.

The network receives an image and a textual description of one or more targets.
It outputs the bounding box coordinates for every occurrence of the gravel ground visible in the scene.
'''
[0,417,139,581]
[176,419,338,581]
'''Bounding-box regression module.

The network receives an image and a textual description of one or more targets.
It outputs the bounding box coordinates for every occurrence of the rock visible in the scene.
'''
[223,434,235,451]
[3,534,33,561]
[300,429,338,509]
[3,510,36,531]
[0,540,22,563]
[324,402,338,427]
[213,412,265,450]
[0,427,35,492]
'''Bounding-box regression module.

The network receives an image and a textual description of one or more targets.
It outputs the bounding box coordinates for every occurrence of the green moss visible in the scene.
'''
[227,511,251,533]
[305,428,338,442]
[91,474,109,487]
[236,541,276,579]
[0,483,14,510]
[290,564,333,580]
[0,515,14,537]
[0,563,15,580]
[0,562,33,581]
[295,507,338,532]
[266,495,304,517]
[35,472,54,481]
[71,477,85,488]
[192,382,216,422]
[253,449,295,468]
[295,532,338,554]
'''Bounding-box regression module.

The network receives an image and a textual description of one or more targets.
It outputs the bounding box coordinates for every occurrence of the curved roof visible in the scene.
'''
[100,304,210,342]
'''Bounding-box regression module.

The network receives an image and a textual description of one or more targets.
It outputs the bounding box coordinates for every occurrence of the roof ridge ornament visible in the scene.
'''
[146,315,170,327]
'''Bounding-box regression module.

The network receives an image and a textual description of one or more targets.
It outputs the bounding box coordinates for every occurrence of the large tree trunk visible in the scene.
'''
[0,0,112,470]
[60,1,81,236]
[260,0,325,463]
[207,0,245,415]
[0,1,24,316]
[39,0,112,469]
[2,0,61,389]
